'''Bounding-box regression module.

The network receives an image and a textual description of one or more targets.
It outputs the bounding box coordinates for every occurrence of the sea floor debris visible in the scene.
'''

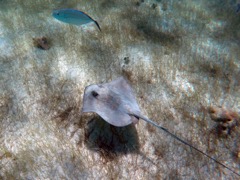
[208,106,239,136]
[33,36,50,50]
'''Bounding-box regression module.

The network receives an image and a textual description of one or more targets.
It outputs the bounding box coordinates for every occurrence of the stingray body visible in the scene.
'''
[82,77,140,127]
[82,77,240,177]
[52,9,101,31]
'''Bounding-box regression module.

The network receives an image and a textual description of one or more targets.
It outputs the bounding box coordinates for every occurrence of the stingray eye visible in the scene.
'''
[91,91,99,98]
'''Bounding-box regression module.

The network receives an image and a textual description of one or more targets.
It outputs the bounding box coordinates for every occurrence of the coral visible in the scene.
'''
[208,106,239,136]
[233,148,240,163]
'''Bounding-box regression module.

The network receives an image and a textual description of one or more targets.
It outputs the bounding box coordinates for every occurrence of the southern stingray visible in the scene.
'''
[82,77,240,177]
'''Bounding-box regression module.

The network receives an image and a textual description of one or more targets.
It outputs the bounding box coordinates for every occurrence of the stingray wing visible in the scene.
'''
[102,77,141,112]
[82,84,133,127]
[91,103,133,127]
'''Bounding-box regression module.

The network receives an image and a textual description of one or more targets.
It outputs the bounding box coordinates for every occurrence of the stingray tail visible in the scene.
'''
[94,20,101,31]
[138,115,240,177]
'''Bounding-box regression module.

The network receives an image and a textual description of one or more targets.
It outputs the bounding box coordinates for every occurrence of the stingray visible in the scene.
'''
[82,77,240,177]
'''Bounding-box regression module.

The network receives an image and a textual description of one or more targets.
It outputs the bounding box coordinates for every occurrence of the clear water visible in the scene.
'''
[0,0,239,179]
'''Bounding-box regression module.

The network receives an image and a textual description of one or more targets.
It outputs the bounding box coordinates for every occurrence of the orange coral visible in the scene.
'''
[208,106,239,136]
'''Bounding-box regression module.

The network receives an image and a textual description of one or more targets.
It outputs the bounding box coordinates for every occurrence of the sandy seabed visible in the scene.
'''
[0,0,240,179]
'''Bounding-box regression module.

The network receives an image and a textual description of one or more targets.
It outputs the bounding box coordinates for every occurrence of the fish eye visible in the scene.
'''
[57,13,59,15]
[91,91,99,97]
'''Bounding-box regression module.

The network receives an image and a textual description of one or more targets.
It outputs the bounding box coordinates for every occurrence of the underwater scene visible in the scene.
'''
[0,0,240,179]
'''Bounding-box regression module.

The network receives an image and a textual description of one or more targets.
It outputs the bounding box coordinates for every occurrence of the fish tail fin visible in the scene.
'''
[94,20,101,31]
